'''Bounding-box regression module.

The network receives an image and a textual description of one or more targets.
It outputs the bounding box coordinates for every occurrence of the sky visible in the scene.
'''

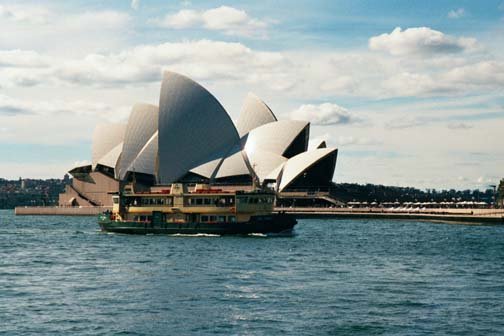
[0,0,503,190]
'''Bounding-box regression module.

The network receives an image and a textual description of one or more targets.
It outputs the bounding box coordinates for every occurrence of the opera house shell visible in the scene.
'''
[59,71,338,207]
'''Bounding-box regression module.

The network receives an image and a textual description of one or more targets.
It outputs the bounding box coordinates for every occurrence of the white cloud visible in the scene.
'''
[0,37,502,100]
[476,176,498,186]
[308,134,378,149]
[153,6,269,38]
[53,40,289,88]
[447,122,473,130]
[0,4,50,24]
[336,136,378,146]
[369,27,478,56]
[131,0,140,11]
[385,117,426,129]
[161,9,201,28]
[382,72,453,96]
[443,60,504,87]
[290,103,357,125]
[0,94,129,121]
[448,8,465,19]
[64,11,131,30]
[0,50,49,67]
[0,5,131,55]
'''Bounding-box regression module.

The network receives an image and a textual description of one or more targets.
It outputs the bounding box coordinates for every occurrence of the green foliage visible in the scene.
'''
[0,178,67,209]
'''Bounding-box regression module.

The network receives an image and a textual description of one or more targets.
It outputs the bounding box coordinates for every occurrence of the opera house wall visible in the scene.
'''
[59,71,338,207]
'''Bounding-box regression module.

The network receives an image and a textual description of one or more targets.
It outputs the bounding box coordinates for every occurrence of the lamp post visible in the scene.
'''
[489,185,496,209]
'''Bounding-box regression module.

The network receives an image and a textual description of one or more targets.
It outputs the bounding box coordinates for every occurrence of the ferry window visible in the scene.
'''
[201,215,208,222]
[166,198,172,205]
[140,215,145,221]
[133,216,139,221]
[147,216,152,222]
[112,197,119,204]
[209,215,217,222]
[238,198,247,204]
[228,216,236,222]
[218,216,226,222]
[187,198,192,205]
[196,198,203,205]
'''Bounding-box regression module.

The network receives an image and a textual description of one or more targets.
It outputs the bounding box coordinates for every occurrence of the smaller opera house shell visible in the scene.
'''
[59,72,337,207]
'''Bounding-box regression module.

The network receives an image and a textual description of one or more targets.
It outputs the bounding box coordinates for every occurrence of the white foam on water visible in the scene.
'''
[168,233,221,237]
[248,233,268,237]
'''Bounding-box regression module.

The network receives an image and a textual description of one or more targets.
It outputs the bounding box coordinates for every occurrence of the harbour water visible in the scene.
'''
[1,209,504,335]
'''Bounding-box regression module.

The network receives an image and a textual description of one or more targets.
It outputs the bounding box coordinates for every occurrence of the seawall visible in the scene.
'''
[279,207,504,225]
[15,206,112,216]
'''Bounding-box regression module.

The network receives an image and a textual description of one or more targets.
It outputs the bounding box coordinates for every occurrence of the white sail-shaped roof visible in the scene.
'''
[158,71,242,184]
[278,148,337,192]
[247,150,287,182]
[96,142,123,169]
[244,120,309,157]
[116,103,158,180]
[189,153,223,179]
[264,161,285,181]
[236,93,277,137]
[190,144,252,180]
[215,149,251,179]
[91,123,126,169]
[125,131,158,177]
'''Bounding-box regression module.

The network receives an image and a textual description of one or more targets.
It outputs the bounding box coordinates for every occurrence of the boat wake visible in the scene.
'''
[168,233,221,237]
[248,230,296,238]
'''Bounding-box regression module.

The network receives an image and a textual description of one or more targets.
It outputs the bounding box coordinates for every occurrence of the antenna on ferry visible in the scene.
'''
[252,162,260,190]
[131,168,137,193]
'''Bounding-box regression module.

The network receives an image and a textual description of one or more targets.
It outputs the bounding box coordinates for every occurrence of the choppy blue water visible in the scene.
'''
[1,210,504,335]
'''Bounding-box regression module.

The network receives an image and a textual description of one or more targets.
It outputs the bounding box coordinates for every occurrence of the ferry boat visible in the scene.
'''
[98,183,297,235]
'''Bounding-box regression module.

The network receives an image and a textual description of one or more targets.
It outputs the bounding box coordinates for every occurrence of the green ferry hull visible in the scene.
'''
[98,213,297,235]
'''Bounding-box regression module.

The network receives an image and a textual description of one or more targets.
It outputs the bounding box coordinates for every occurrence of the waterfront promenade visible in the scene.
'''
[15,206,111,216]
[14,205,504,224]
[279,207,504,224]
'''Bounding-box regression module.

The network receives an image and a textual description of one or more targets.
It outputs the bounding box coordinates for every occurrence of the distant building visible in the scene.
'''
[59,71,338,207]
[498,179,504,208]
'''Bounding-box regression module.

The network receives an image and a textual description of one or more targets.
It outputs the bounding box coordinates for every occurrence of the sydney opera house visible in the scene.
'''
[59,71,338,207]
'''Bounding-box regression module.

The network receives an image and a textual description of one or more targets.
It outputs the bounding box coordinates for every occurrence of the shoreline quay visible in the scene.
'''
[278,207,504,224]
[14,206,112,216]
[13,206,504,224]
